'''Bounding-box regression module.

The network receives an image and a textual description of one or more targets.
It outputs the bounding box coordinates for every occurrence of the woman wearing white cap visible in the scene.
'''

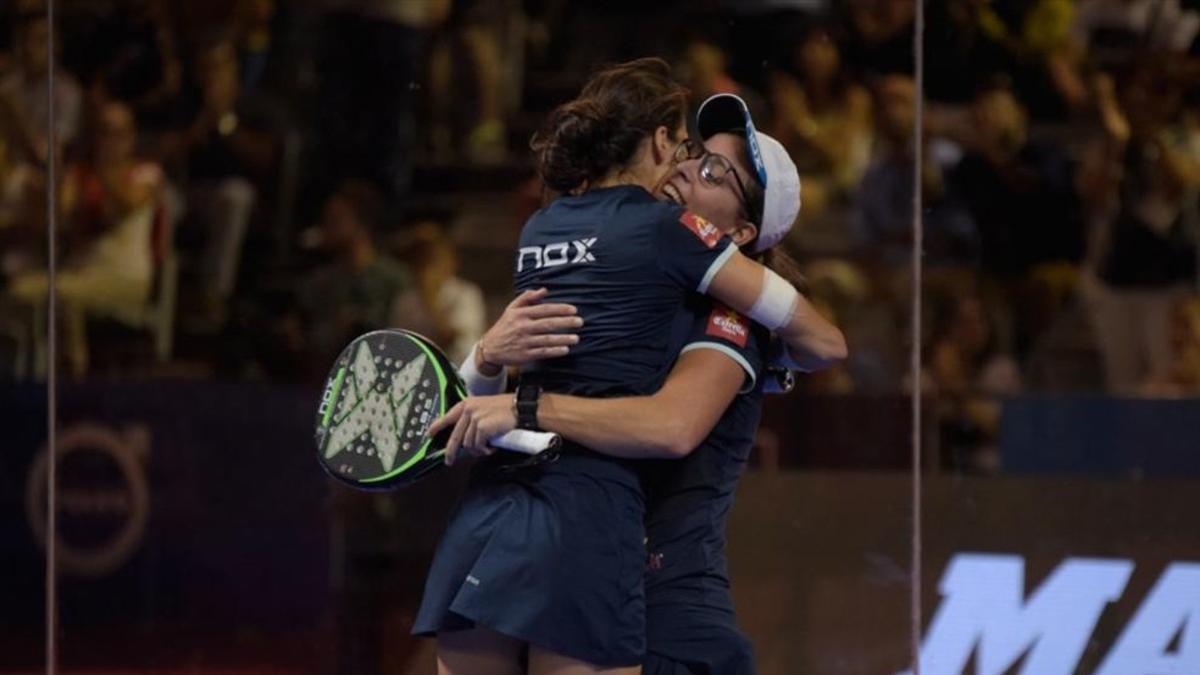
[432,93,840,674]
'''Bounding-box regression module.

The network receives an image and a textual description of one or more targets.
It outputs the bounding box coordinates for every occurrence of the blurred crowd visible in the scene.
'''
[0,0,1197,470]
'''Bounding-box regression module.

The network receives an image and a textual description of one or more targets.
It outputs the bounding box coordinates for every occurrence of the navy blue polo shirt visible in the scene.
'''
[513,185,738,398]
[641,297,770,612]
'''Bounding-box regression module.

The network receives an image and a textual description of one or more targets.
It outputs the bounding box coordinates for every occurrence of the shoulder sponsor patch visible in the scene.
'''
[679,211,722,248]
[706,303,749,348]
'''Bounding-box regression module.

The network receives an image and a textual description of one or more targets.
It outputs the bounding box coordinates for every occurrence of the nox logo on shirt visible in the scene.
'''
[516,238,598,272]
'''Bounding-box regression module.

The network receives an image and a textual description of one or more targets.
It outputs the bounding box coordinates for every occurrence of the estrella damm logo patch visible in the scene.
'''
[680,211,722,248]
[706,303,749,347]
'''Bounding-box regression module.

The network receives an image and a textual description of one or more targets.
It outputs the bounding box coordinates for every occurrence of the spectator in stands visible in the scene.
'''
[842,0,915,76]
[231,0,308,107]
[850,74,978,392]
[289,180,411,369]
[924,0,1002,105]
[6,100,162,377]
[926,290,1022,473]
[0,9,82,165]
[951,83,1084,354]
[427,0,520,164]
[391,222,486,365]
[924,0,1086,119]
[232,0,278,96]
[1072,0,1200,70]
[854,74,977,269]
[679,35,769,127]
[681,36,739,102]
[317,0,447,196]
[164,37,277,326]
[1081,61,1199,393]
[89,0,183,131]
[0,119,41,277]
[769,24,873,220]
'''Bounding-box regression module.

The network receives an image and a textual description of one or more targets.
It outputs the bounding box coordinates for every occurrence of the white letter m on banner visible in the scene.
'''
[900,554,1133,675]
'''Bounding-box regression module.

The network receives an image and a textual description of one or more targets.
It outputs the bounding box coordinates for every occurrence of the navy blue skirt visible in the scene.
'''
[413,451,647,667]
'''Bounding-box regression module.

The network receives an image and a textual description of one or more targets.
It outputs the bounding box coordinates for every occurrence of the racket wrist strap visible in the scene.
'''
[515,383,541,430]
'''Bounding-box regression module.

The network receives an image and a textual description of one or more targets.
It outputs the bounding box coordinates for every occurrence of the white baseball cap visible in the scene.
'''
[696,93,801,253]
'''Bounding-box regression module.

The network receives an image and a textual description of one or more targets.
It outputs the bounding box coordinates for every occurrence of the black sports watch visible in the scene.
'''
[514,384,542,430]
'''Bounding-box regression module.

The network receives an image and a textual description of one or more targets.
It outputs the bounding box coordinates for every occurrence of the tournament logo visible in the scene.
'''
[680,211,722,248]
[706,304,749,347]
[25,423,151,578]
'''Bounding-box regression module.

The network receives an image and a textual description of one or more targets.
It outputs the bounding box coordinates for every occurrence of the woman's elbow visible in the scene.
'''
[812,332,849,371]
[656,419,701,459]
[795,330,848,373]
[662,437,698,459]
[824,329,849,362]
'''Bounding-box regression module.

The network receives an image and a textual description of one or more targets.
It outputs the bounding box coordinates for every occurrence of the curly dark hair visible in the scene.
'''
[531,57,688,194]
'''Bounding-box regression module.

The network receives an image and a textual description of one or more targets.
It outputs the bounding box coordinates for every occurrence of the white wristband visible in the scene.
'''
[747,268,799,331]
[459,342,507,395]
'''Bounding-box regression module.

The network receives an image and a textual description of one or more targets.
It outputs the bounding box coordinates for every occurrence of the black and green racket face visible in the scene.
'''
[314,330,466,489]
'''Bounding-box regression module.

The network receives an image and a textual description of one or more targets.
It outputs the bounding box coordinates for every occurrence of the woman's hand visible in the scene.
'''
[476,288,582,375]
[429,395,519,465]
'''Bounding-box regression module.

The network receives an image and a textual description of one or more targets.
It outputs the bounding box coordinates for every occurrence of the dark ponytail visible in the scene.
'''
[532,57,688,194]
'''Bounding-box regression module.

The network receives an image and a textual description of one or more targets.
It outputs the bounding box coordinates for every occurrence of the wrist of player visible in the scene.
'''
[476,336,503,376]
[482,405,520,448]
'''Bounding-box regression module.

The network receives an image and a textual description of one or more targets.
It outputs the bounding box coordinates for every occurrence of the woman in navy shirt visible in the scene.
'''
[436,95,826,674]
[415,65,842,675]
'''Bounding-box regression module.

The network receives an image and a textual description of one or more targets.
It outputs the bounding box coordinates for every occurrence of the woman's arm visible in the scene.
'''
[540,348,743,457]
[705,252,848,371]
[456,287,582,395]
[433,347,745,465]
[655,207,846,370]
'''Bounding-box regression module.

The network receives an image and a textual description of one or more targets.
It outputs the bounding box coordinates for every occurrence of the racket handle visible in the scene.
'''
[490,429,561,455]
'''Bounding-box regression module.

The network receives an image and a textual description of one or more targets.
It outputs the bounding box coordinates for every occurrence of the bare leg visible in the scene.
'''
[461,26,506,162]
[206,177,256,301]
[189,177,256,308]
[528,646,641,675]
[437,627,523,675]
[461,26,502,129]
[427,36,454,162]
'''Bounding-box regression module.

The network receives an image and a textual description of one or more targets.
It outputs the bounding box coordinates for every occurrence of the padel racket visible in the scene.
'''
[315,329,560,489]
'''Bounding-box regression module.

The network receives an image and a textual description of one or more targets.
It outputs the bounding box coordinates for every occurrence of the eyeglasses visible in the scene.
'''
[672,138,760,225]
